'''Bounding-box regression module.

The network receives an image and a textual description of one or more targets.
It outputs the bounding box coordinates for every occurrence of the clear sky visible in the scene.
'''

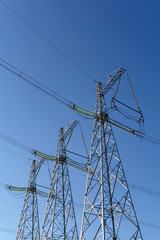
[0,0,160,239]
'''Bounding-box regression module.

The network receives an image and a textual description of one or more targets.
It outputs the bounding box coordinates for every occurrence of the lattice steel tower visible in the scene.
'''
[40,121,79,240]
[16,159,41,240]
[80,68,143,239]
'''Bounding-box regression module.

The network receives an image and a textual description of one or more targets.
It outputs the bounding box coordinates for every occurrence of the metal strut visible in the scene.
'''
[80,82,143,240]
[101,67,126,96]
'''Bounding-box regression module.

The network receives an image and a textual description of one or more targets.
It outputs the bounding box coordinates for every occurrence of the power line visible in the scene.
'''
[1,58,73,105]
[2,173,160,200]
[0,130,34,154]
[1,120,159,172]
[110,87,160,112]
[0,227,16,235]
[0,129,88,172]
[139,220,160,230]
[0,58,95,119]
[1,1,160,113]
[66,149,88,159]
[2,180,160,231]
[0,58,72,108]
[129,182,160,198]
[0,0,97,83]
[1,56,160,125]
[1,58,160,148]
[103,70,160,112]
[1,179,160,232]
[142,134,160,146]
[0,144,32,160]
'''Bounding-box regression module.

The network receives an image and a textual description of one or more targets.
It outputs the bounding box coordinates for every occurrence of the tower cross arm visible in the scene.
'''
[101,67,126,96]
[61,120,79,140]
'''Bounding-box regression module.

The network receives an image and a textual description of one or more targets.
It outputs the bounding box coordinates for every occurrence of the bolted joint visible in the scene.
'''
[59,156,66,163]
[28,185,36,193]
[95,112,109,122]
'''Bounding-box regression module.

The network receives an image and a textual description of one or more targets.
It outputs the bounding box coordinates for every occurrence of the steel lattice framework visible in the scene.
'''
[16,160,41,240]
[80,82,143,240]
[40,126,79,240]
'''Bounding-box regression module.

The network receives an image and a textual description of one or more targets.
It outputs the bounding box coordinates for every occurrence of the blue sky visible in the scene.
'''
[0,0,160,239]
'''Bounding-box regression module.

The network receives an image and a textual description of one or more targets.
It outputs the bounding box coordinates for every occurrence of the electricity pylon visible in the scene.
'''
[40,120,79,240]
[16,159,43,240]
[80,68,143,239]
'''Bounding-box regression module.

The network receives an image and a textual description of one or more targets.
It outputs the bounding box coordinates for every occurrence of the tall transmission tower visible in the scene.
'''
[40,120,79,240]
[80,68,143,239]
[16,159,43,240]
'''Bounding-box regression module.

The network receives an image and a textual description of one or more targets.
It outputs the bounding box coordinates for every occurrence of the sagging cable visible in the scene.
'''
[126,72,142,114]
[113,77,121,99]
[0,58,95,119]
[79,123,89,159]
